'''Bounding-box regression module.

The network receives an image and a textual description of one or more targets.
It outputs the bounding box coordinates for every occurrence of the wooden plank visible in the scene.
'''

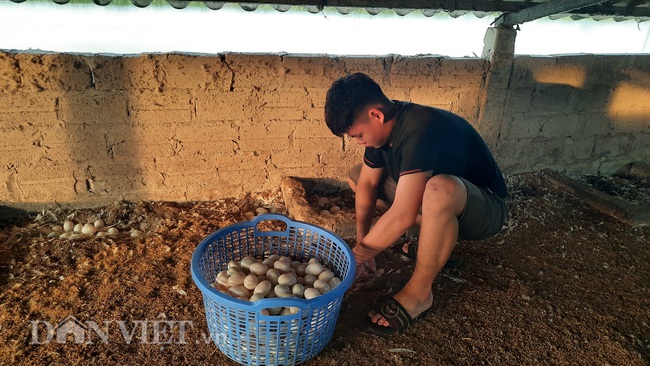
[498,0,608,26]
[543,169,650,228]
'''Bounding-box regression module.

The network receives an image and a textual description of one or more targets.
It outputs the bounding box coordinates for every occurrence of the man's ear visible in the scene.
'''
[368,107,385,124]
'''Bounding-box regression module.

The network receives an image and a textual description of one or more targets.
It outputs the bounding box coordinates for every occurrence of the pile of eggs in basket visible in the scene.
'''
[211,254,341,315]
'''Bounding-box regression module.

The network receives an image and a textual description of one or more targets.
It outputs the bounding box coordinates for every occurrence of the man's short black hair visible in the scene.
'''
[324,72,393,137]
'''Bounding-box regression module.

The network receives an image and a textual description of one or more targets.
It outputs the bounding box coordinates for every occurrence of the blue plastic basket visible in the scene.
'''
[191,213,356,366]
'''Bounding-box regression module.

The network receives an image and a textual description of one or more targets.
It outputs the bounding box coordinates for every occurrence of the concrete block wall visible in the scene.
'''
[496,55,650,175]
[0,52,486,206]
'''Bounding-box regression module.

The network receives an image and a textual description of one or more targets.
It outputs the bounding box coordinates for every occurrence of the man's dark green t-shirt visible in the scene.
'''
[363,101,508,198]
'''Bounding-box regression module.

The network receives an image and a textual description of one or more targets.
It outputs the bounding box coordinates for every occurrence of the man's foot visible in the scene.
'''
[367,290,433,335]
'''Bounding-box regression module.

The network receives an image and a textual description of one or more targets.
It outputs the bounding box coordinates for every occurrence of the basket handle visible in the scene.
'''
[250,213,292,234]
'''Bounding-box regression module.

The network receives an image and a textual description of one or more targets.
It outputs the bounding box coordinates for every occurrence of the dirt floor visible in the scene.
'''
[0,171,649,366]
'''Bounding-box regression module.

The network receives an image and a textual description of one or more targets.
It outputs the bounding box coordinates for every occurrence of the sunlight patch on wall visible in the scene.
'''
[532,65,587,88]
[607,72,650,127]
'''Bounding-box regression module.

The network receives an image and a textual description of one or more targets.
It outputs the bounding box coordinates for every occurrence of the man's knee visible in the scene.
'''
[423,175,467,215]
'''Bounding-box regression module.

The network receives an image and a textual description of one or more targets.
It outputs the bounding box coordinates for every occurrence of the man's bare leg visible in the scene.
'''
[347,176,391,210]
[369,174,467,326]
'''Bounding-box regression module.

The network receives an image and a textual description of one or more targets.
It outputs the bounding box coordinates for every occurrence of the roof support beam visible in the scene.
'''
[495,0,609,27]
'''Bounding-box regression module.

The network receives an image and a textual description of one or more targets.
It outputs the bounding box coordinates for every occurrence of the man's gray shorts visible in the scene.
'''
[348,163,508,241]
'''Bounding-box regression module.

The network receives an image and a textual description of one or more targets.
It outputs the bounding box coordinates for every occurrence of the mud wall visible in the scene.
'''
[496,55,650,175]
[1,51,648,206]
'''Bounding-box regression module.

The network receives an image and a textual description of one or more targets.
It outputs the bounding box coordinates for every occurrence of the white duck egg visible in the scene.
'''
[266,269,280,285]
[107,227,119,236]
[305,263,324,276]
[240,256,257,270]
[292,283,305,297]
[228,271,246,286]
[253,280,272,297]
[249,262,268,276]
[73,223,83,233]
[262,258,275,268]
[277,273,297,287]
[303,274,317,287]
[243,274,259,290]
[318,270,335,282]
[227,266,243,276]
[303,288,320,300]
[94,219,105,229]
[273,260,291,273]
[274,284,291,297]
[63,220,74,232]
[296,264,307,277]
[328,277,342,289]
[81,223,97,235]
[249,293,265,302]
[228,285,250,298]
[313,279,330,294]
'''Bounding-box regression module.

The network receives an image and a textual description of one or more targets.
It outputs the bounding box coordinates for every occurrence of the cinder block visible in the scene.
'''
[195,90,253,120]
[591,134,631,159]
[175,121,239,142]
[440,58,488,76]
[130,108,191,125]
[94,55,159,91]
[215,153,267,171]
[277,166,325,179]
[577,113,612,135]
[339,57,386,79]
[180,141,239,155]
[238,137,290,152]
[153,156,217,175]
[293,120,333,139]
[294,137,340,152]
[318,151,359,167]
[281,55,337,76]
[506,113,541,139]
[257,88,311,109]
[240,120,295,139]
[0,110,61,128]
[409,86,454,108]
[392,55,442,77]
[111,142,173,160]
[538,113,581,138]
[271,152,319,168]
[0,91,57,113]
[561,136,595,161]
[225,53,285,89]
[511,57,558,88]
[573,86,611,113]
[128,89,192,110]
[304,107,326,121]
[529,84,576,114]
[58,92,129,125]
[16,53,93,92]
[0,53,20,92]
[157,54,231,91]
[17,178,77,200]
[256,107,304,121]
[437,73,484,89]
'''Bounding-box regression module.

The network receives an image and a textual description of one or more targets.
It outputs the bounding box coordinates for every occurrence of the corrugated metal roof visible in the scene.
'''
[9,0,650,22]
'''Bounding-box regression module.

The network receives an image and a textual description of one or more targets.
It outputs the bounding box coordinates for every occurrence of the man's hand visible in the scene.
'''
[355,257,376,279]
